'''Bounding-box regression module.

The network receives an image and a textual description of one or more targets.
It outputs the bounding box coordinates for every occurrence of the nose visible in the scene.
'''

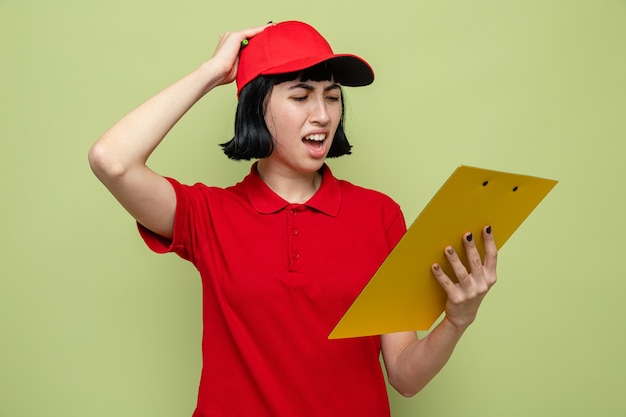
[309,96,330,125]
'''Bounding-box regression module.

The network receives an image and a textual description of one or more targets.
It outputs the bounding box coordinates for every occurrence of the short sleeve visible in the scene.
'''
[137,177,193,262]
[384,200,407,252]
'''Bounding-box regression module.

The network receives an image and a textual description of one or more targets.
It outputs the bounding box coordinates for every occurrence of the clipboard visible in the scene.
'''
[329,165,558,339]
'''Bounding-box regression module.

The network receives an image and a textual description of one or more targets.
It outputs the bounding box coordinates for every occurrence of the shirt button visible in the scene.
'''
[292,251,300,260]
[292,227,299,236]
[290,209,298,216]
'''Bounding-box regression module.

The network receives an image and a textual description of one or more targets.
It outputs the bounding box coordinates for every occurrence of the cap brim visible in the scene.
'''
[261,54,374,87]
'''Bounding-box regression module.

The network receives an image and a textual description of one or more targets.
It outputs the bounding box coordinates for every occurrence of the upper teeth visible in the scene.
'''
[305,134,325,141]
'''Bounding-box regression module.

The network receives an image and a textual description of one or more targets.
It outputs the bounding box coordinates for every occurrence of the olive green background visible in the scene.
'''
[1,0,625,416]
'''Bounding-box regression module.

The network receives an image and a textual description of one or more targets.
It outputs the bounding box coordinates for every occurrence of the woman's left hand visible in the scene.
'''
[431,225,498,331]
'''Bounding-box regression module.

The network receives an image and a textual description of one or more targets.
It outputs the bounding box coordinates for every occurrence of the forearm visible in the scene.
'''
[384,317,467,397]
[386,228,497,396]
[88,60,225,178]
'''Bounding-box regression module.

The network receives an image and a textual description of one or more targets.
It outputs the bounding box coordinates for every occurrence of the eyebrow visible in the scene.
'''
[288,82,341,92]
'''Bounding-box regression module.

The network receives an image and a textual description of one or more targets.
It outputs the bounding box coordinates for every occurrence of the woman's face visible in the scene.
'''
[262,77,342,175]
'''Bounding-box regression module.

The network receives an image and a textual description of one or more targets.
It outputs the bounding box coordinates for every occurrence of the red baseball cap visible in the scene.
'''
[236,21,374,95]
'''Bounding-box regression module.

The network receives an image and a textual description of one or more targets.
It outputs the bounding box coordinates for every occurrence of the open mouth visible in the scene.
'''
[303,134,326,150]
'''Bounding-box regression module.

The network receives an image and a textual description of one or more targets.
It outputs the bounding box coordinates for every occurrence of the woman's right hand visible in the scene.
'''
[208,23,273,87]
[89,23,273,239]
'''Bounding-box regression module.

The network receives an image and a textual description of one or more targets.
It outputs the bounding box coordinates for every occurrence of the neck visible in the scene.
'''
[256,161,323,204]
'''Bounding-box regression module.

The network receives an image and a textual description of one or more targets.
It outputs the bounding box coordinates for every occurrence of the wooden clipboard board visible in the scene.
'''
[329,166,558,339]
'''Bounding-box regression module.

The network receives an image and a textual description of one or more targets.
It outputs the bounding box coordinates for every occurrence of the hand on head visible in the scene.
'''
[210,23,273,86]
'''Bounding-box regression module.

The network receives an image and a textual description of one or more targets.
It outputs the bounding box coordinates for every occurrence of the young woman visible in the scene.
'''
[89,20,497,417]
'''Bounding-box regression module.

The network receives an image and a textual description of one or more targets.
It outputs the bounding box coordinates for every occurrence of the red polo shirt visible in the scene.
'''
[139,163,406,417]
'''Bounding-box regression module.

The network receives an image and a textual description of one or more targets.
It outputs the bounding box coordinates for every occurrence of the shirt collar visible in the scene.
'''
[242,162,341,216]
